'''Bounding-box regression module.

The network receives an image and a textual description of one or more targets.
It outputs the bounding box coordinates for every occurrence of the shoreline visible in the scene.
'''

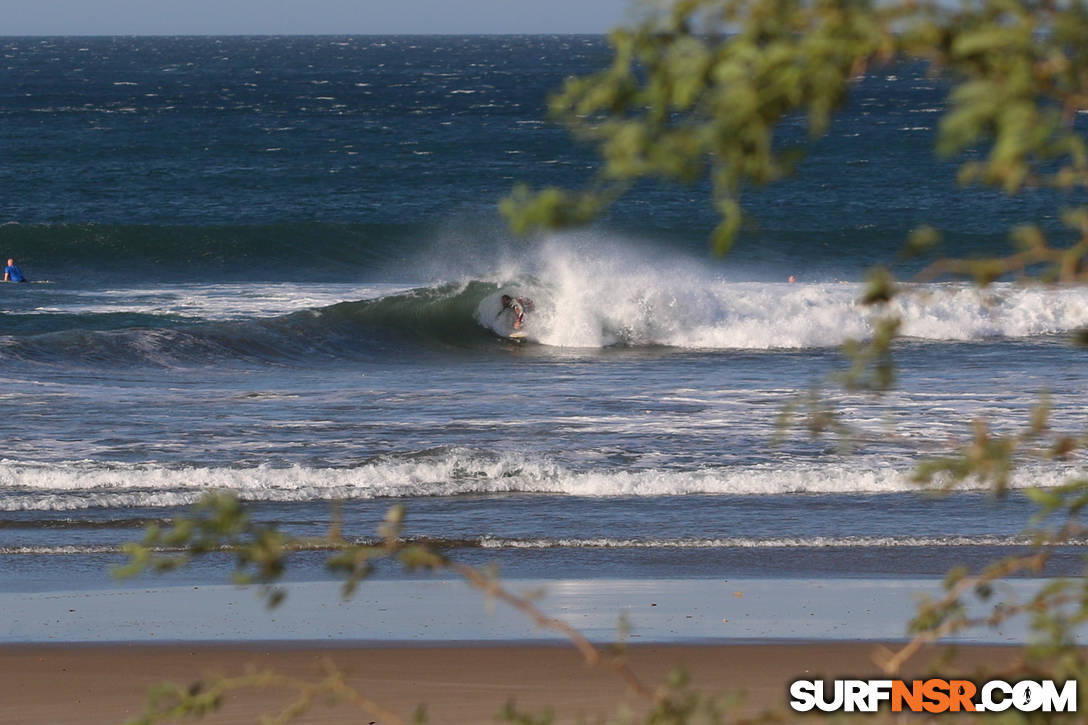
[1,577,1048,644]
[0,641,1027,725]
[2,577,1049,722]
[13,635,1007,648]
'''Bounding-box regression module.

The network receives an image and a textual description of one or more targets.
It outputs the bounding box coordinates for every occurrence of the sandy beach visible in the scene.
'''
[0,641,1024,724]
[0,578,1048,722]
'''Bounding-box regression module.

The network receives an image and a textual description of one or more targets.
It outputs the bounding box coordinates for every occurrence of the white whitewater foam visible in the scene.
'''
[0,545,123,555]
[0,455,1082,510]
[476,535,1040,549]
[0,535,1052,555]
[31,282,413,321]
[474,238,1088,348]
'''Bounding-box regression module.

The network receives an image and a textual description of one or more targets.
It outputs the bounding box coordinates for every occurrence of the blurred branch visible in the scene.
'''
[118,496,660,718]
[125,660,415,725]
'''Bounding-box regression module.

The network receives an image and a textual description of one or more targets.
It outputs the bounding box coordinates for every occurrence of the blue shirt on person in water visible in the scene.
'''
[5,264,24,282]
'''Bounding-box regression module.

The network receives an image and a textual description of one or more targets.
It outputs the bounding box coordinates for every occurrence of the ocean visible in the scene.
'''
[0,36,1086,600]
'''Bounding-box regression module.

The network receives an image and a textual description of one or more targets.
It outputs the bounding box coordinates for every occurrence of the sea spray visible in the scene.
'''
[465,235,1088,348]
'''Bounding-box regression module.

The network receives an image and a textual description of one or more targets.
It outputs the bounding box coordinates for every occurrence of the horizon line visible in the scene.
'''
[0,32,614,39]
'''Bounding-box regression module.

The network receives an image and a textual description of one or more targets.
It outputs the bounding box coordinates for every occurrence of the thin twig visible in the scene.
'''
[448,561,659,701]
[876,552,1051,674]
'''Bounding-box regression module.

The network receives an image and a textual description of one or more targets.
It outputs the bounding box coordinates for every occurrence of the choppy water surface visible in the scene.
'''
[0,37,1085,591]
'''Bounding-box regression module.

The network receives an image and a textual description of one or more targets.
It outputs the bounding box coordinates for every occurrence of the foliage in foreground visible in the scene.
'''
[116,498,730,724]
[117,487,1084,724]
[118,0,1088,722]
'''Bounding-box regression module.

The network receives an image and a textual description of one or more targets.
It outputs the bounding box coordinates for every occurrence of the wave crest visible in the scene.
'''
[1,454,1082,511]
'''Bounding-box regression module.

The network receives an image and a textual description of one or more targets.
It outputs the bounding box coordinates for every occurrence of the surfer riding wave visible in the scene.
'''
[499,294,534,330]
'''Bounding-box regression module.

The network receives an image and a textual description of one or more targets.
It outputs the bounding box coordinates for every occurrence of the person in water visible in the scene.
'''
[3,258,26,283]
[500,294,534,329]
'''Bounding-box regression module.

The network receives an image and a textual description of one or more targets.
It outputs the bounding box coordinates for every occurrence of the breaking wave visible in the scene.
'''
[2,276,1086,367]
[477,278,1088,349]
[1,454,1083,511]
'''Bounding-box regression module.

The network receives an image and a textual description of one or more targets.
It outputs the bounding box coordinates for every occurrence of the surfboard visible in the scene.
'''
[507,330,528,341]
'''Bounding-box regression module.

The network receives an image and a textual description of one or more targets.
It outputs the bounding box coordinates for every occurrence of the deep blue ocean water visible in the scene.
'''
[0,36,1086,593]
